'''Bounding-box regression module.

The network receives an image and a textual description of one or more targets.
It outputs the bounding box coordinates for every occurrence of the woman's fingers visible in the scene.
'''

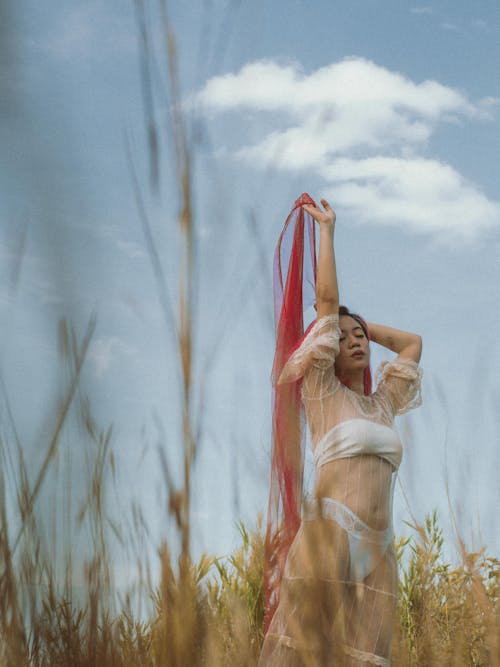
[302,203,321,220]
[302,203,317,215]
[320,198,336,224]
[302,204,324,224]
[303,199,335,225]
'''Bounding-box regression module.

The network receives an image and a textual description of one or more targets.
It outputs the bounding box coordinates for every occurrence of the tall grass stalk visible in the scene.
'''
[1,4,498,666]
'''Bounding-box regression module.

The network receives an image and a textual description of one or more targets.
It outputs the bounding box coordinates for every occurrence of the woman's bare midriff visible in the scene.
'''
[313,454,393,531]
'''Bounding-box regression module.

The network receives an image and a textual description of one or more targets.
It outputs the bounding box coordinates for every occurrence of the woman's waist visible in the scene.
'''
[313,455,394,530]
[304,495,392,539]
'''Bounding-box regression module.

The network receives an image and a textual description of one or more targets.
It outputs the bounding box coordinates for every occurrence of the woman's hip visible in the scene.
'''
[300,495,395,585]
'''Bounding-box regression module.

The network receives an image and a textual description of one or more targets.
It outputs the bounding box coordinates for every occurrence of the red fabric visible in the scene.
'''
[263,193,317,633]
[263,197,373,632]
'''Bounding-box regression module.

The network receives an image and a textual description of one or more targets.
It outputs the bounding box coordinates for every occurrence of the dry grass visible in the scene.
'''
[1,3,498,665]
[0,454,498,667]
[393,512,499,666]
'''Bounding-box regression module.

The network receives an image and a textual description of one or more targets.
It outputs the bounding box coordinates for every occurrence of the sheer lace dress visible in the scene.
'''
[258,314,422,667]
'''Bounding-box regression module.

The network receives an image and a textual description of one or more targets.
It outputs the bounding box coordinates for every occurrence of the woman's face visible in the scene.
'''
[336,315,370,376]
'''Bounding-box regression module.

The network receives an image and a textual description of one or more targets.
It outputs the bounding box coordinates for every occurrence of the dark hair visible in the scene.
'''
[339,305,370,340]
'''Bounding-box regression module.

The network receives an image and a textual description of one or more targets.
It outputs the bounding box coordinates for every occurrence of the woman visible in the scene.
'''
[258,195,422,666]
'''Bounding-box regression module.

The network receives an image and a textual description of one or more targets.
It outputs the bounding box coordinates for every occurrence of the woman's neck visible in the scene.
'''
[341,370,365,396]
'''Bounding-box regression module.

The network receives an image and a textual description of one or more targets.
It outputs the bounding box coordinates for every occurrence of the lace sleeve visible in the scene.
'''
[278,314,340,384]
[375,357,423,416]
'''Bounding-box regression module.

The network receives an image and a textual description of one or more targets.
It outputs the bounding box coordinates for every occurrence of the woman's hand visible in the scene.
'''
[308,197,339,315]
[302,198,336,228]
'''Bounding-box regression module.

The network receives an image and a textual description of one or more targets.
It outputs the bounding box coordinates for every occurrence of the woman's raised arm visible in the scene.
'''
[366,321,422,363]
[302,198,339,319]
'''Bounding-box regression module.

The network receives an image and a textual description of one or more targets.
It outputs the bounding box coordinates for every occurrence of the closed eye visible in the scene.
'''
[340,335,365,342]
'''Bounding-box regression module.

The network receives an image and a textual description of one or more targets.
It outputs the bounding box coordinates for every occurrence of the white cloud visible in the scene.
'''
[196,58,478,168]
[89,336,136,377]
[196,57,473,120]
[194,58,500,240]
[321,157,500,239]
[195,60,300,112]
[236,108,431,169]
[476,96,500,120]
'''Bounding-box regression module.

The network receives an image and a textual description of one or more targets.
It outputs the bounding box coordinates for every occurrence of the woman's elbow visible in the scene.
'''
[403,334,422,363]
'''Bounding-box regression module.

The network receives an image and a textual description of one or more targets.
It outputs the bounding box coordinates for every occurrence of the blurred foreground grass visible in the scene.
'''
[1,5,498,665]
[0,463,498,666]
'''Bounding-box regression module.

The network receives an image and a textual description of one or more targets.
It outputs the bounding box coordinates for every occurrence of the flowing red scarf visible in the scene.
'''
[263,193,318,633]
[262,195,374,632]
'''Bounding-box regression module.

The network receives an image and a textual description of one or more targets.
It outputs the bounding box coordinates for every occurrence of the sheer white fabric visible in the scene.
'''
[313,419,403,470]
[258,314,422,666]
[278,314,422,446]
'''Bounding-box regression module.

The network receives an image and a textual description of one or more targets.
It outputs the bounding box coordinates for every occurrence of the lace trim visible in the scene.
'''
[344,644,390,666]
[303,498,389,543]
[278,314,340,384]
[375,357,421,382]
[375,358,423,416]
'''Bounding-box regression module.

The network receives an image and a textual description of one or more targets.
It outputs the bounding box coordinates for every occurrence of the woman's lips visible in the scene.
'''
[351,351,364,359]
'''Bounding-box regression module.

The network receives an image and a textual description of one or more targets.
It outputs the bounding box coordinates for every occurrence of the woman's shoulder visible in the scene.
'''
[300,365,345,401]
[373,357,423,416]
[278,314,341,385]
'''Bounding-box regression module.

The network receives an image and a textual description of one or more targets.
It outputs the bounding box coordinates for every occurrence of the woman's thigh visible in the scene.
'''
[285,515,351,581]
[343,546,398,661]
[264,517,350,662]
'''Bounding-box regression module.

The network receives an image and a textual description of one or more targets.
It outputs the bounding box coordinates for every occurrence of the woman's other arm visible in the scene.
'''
[366,322,422,363]
[302,198,339,319]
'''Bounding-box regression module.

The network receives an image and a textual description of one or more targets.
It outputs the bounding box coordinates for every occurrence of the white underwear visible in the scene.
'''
[303,496,393,583]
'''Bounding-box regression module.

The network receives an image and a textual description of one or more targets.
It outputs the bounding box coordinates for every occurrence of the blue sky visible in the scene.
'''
[1,0,499,589]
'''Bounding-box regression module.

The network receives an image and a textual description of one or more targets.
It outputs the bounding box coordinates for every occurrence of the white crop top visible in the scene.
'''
[313,418,403,470]
[278,313,422,467]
